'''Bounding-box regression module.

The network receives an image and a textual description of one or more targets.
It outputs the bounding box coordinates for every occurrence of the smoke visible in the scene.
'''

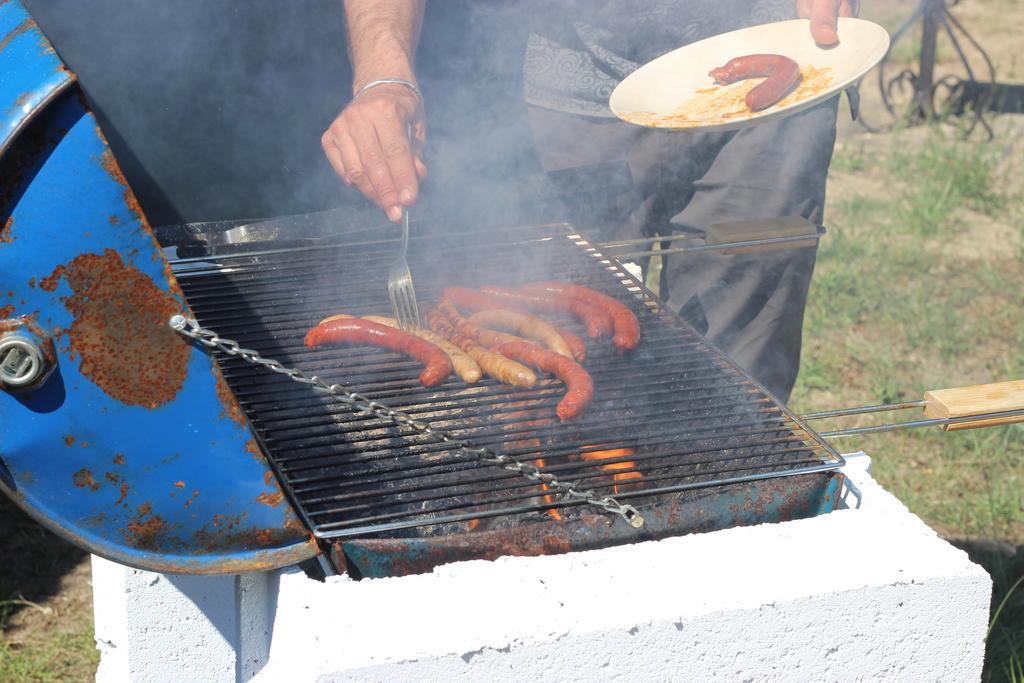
[24,0,354,225]
[23,0,830,399]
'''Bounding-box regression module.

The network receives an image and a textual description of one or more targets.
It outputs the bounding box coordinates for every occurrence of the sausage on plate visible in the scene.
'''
[495,341,594,422]
[708,54,802,112]
[305,317,453,387]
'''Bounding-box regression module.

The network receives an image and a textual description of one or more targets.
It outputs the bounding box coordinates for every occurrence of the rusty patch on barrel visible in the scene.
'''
[0,304,14,318]
[99,150,147,224]
[193,523,302,552]
[43,249,189,407]
[0,18,35,53]
[95,146,188,300]
[5,92,31,117]
[213,367,246,426]
[245,438,266,463]
[72,468,100,492]
[1,216,12,244]
[38,270,60,292]
[114,482,129,507]
[256,491,284,508]
[124,501,168,550]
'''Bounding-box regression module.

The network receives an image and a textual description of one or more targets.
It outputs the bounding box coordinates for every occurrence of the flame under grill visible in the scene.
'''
[172,222,843,543]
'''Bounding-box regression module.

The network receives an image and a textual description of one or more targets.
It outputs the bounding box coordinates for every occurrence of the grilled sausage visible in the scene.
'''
[552,324,587,363]
[495,341,594,422]
[708,54,802,112]
[466,325,528,349]
[427,306,537,388]
[522,281,640,353]
[304,317,453,387]
[435,300,528,349]
[468,310,573,358]
[440,286,502,312]
[319,314,483,384]
[478,286,613,339]
[361,316,482,384]
[441,286,588,361]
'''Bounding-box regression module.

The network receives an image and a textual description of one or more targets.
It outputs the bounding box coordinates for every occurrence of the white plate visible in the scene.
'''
[609,18,890,131]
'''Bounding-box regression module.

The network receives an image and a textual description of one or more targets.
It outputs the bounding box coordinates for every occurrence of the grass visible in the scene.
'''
[885,31,952,69]
[982,549,1024,682]
[793,121,1024,681]
[0,496,97,682]
[0,628,98,683]
[886,128,1006,236]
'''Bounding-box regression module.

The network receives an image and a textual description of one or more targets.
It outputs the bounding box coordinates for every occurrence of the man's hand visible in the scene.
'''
[329,0,426,222]
[322,85,427,223]
[796,0,859,47]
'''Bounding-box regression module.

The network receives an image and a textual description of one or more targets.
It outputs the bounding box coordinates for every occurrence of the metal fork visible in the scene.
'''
[387,202,420,331]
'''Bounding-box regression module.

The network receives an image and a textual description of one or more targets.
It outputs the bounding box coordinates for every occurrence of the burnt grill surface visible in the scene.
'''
[171,222,842,540]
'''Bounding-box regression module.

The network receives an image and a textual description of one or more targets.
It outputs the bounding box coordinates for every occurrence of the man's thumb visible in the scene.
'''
[810,0,840,47]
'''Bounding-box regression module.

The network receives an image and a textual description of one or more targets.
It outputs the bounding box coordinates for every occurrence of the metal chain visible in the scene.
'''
[169,315,645,528]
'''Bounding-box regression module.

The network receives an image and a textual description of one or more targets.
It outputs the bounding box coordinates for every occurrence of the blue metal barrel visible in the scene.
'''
[0,0,317,573]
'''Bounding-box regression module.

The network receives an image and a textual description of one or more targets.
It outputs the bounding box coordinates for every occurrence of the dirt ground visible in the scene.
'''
[0,495,97,680]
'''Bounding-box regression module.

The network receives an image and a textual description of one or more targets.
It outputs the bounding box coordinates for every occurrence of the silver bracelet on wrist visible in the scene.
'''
[353,78,423,102]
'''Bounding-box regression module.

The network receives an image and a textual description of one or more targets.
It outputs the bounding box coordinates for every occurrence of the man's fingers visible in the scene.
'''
[347,113,403,221]
[334,127,379,209]
[320,85,426,222]
[796,0,843,47]
[321,133,351,186]
[411,120,429,181]
[809,0,841,47]
[375,119,420,206]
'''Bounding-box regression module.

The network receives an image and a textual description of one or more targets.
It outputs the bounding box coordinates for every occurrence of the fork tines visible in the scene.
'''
[389,277,421,331]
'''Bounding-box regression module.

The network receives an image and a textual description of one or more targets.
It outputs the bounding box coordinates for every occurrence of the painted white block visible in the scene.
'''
[91,558,276,683]
[92,454,993,682]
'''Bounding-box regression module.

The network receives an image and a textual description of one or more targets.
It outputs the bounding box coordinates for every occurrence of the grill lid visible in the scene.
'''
[0,1,316,575]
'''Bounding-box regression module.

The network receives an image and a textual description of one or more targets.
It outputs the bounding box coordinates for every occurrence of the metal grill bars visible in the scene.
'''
[172,222,842,539]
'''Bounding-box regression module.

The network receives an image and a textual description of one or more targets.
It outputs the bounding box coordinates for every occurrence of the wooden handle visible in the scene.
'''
[923,380,1024,431]
[704,217,819,255]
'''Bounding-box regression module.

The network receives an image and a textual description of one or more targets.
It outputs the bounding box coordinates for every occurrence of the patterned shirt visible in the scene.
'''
[523,0,796,116]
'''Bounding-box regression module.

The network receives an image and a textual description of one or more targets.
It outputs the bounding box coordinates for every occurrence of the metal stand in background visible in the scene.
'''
[861,0,997,138]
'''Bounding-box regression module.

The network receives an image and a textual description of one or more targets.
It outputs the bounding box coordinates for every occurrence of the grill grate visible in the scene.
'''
[171,222,842,540]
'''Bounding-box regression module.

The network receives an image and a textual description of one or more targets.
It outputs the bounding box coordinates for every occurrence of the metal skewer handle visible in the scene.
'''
[804,380,1024,439]
[595,217,825,260]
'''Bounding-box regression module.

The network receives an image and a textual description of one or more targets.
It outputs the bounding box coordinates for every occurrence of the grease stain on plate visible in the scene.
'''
[621,65,834,129]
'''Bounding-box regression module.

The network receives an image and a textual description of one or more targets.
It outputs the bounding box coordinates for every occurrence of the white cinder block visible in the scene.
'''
[93,558,248,682]
[93,453,992,683]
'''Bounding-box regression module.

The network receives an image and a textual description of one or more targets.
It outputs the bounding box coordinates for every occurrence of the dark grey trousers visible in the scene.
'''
[528,99,840,401]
